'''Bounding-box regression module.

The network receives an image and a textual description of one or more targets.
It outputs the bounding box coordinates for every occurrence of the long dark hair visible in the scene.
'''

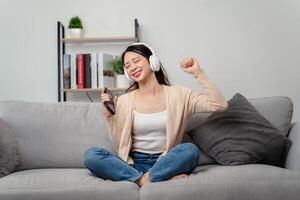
[121,44,171,93]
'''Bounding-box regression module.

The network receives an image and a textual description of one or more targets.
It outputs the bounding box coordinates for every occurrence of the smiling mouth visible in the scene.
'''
[132,70,142,78]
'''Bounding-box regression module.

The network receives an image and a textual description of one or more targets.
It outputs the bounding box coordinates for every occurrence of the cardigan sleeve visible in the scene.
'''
[179,72,228,114]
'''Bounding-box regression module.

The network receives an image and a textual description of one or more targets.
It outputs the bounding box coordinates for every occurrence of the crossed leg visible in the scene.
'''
[135,143,200,187]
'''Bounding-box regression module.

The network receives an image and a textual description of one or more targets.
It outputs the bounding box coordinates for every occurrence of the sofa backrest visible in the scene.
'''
[0,96,293,169]
[0,101,116,170]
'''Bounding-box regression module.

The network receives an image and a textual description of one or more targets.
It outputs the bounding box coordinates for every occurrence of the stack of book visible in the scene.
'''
[63,53,116,89]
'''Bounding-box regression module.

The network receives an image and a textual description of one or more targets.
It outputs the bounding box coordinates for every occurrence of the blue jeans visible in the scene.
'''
[84,143,200,183]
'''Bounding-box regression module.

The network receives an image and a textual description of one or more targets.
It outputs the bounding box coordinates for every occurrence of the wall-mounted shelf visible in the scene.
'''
[57,18,140,102]
[61,36,136,44]
[61,88,127,93]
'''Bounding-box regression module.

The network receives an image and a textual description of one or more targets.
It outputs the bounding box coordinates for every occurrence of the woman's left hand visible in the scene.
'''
[180,57,203,76]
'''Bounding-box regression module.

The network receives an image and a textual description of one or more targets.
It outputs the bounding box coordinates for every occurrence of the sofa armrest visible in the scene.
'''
[285,122,300,170]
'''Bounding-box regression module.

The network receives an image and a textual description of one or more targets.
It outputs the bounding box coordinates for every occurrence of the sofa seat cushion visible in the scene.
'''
[0,168,139,200]
[141,164,300,200]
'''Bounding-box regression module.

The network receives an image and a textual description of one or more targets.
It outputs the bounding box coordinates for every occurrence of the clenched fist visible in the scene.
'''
[180,57,203,77]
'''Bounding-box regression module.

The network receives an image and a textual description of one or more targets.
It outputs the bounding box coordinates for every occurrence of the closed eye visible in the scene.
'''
[124,57,141,68]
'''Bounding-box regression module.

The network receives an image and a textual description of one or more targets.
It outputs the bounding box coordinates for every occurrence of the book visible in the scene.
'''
[90,53,98,89]
[63,54,70,89]
[70,54,77,89]
[84,54,91,88]
[77,54,85,89]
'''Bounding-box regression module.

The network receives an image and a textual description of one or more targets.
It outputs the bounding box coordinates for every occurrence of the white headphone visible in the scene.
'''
[124,42,161,81]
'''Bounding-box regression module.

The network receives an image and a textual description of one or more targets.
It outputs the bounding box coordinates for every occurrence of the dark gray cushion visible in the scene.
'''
[189,93,292,167]
[186,97,293,136]
[181,134,216,165]
[0,117,21,177]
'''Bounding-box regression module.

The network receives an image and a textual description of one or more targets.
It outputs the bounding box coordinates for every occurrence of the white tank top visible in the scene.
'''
[132,110,167,154]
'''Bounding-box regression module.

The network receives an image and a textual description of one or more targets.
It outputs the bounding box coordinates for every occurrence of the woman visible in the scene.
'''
[84,42,228,187]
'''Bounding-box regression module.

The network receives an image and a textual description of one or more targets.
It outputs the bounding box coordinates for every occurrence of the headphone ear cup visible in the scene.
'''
[124,69,133,81]
[149,54,161,71]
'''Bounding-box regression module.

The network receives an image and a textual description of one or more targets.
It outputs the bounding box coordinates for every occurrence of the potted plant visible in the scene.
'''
[110,56,132,88]
[68,16,83,38]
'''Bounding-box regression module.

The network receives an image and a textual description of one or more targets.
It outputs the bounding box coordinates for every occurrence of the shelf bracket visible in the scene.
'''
[134,18,140,42]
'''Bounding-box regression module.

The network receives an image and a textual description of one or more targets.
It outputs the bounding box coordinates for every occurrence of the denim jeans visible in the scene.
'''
[84,143,200,183]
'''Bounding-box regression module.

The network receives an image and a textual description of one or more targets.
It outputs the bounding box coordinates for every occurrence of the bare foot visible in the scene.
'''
[135,172,188,187]
[168,173,189,181]
[135,172,150,187]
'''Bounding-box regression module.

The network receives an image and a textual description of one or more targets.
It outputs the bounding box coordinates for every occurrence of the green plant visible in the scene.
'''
[110,57,124,75]
[68,16,83,29]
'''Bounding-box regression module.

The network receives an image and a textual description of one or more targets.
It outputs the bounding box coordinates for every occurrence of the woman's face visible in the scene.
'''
[123,51,152,82]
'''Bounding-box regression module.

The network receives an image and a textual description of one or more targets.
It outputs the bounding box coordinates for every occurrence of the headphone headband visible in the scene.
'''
[129,42,156,56]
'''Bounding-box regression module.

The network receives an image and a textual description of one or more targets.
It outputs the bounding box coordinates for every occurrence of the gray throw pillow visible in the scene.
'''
[0,117,21,177]
[182,134,217,165]
[189,93,292,167]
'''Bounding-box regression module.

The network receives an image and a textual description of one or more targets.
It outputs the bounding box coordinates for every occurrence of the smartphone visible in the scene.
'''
[103,87,116,115]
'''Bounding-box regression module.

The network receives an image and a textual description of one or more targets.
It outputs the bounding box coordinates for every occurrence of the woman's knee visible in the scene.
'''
[84,147,110,166]
[176,143,200,160]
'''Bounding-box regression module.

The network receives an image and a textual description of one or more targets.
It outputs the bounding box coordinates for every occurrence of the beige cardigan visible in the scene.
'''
[104,72,228,165]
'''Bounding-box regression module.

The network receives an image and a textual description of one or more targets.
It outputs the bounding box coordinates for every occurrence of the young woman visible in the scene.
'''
[84,42,228,187]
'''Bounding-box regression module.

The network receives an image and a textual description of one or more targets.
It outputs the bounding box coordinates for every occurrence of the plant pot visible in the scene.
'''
[116,74,131,88]
[69,28,82,38]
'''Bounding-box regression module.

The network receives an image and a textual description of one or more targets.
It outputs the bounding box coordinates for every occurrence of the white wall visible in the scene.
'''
[0,0,299,122]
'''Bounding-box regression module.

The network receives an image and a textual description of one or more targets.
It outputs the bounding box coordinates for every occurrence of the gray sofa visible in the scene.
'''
[0,97,299,200]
